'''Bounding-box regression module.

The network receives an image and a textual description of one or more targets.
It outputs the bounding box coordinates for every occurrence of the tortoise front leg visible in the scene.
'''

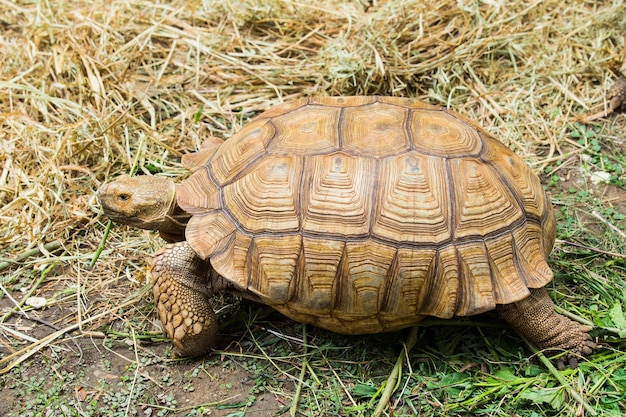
[497,288,596,368]
[152,242,218,357]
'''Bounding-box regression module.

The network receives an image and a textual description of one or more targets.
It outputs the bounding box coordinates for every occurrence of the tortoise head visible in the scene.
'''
[98,175,188,240]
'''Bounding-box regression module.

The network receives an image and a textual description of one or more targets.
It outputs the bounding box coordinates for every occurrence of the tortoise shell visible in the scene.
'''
[177,96,555,334]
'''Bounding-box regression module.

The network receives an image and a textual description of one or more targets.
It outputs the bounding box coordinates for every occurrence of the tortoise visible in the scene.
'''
[98,96,595,366]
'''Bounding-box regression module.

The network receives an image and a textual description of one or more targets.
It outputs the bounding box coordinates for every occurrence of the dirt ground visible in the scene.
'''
[0,293,295,416]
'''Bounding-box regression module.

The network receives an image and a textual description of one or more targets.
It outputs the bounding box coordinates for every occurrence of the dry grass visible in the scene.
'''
[1,0,625,416]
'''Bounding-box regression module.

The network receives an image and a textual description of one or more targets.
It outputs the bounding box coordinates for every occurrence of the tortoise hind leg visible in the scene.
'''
[497,288,596,368]
[152,242,218,357]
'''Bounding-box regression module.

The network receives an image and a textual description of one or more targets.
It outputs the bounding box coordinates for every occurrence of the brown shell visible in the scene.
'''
[177,96,556,334]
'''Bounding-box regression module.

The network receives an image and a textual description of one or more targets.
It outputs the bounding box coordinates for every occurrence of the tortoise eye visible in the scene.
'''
[118,193,131,202]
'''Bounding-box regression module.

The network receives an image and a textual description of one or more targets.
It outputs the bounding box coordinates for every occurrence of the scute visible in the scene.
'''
[456,242,496,315]
[301,152,375,237]
[332,240,397,317]
[266,105,341,155]
[178,168,221,215]
[247,235,301,302]
[481,136,547,221]
[292,237,346,313]
[379,246,436,317]
[411,109,482,156]
[511,223,553,287]
[185,211,236,259]
[223,155,302,233]
[373,152,451,244]
[180,96,555,329]
[341,102,411,157]
[450,158,524,238]
[209,119,275,185]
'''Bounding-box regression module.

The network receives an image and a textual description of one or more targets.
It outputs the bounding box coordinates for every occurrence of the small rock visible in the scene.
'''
[25,296,47,309]
[590,171,611,184]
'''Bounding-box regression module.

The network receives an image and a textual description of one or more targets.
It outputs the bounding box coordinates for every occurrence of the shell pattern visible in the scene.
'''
[177,96,556,334]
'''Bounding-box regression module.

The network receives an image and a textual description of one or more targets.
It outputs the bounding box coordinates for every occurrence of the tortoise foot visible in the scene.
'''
[152,242,218,357]
[497,288,596,368]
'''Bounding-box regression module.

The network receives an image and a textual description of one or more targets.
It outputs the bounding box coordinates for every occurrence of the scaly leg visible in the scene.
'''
[151,242,217,357]
[497,288,595,368]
